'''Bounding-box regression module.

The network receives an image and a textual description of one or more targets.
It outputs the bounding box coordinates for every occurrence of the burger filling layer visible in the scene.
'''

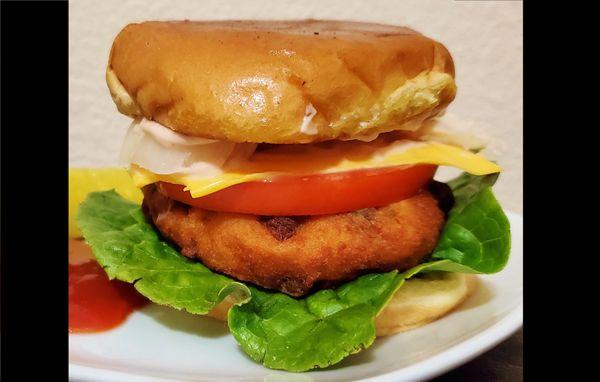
[142,182,450,296]
[120,116,500,215]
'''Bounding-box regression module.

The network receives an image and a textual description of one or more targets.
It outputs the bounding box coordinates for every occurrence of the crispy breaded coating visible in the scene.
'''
[142,184,446,296]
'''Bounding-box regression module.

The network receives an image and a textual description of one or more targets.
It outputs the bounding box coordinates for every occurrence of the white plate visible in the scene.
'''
[69,212,523,382]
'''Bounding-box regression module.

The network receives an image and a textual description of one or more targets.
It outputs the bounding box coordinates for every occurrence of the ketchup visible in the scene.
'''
[69,239,148,333]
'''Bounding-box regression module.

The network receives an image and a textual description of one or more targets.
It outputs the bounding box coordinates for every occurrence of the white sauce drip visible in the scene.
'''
[299,103,318,135]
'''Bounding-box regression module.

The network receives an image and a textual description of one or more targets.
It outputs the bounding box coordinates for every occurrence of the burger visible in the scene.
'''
[78,20,511,372]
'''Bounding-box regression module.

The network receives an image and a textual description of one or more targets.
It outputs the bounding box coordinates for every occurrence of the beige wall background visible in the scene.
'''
[69,0,523,213]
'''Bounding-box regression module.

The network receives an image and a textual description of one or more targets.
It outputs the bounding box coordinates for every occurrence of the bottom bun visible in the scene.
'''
[207,273,477,336]
[375,272,477,336]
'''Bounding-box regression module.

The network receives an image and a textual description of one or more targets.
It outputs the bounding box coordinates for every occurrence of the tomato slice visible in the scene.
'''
[158,164,437,216]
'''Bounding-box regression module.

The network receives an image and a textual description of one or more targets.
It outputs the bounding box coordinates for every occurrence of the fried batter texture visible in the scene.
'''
[142,184,446,296]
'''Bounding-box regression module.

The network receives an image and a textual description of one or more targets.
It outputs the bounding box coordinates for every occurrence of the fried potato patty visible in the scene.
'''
[142,184,446,296]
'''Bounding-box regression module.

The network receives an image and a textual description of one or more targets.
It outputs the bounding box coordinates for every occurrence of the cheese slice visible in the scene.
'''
[130,141,500,198]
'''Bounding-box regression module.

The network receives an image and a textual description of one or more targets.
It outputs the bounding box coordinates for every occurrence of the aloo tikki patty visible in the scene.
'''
[142,183,448,297]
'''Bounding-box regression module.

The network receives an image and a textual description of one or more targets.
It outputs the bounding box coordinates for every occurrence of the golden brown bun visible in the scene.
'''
[375,273,477,336]
[207,273,477,335]
[107,20,456,143]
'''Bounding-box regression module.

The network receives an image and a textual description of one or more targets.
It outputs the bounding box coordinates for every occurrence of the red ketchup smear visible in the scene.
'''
[69,239,148,333]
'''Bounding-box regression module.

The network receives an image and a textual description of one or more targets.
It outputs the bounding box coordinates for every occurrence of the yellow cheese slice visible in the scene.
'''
[130,142,500,199]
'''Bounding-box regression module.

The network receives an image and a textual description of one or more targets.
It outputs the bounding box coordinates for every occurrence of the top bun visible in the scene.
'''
[107,20,456,143]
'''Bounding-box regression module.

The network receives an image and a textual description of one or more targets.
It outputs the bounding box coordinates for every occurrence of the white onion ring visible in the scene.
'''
[120,118,256,176]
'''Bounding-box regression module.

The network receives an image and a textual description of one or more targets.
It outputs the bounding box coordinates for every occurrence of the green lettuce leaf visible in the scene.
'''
[77,172,511,372]
[228,272,401,371]
[227,260,484,372]
[430,173,511,273]
[77,190,251,314]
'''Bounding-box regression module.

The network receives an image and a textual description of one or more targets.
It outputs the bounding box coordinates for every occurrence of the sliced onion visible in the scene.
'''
[119,119,255,176]
[418,113,489,152]
[139,118,220,147]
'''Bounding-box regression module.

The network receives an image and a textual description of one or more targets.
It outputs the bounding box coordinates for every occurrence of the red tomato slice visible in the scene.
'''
[158,164,437,216]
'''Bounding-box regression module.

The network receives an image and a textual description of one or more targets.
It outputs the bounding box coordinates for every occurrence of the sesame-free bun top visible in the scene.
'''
[107,20,456,143]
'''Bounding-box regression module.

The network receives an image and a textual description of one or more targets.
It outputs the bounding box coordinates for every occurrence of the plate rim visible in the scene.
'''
[70,307,522,382]
[357,303,523,382]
